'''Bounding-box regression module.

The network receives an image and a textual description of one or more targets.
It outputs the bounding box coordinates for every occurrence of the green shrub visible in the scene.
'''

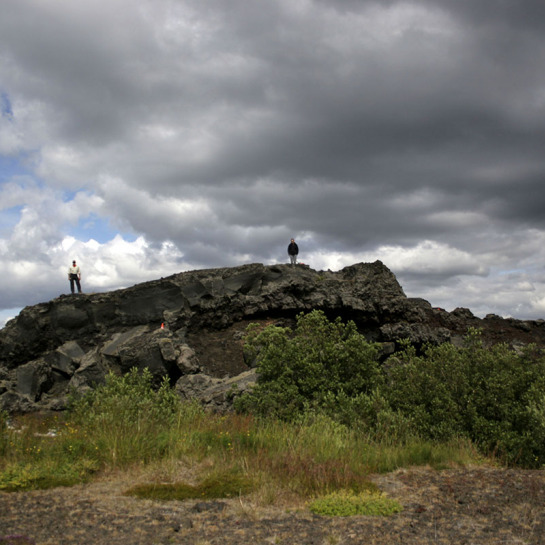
[69,367,180,426]
[238,314,545,468]
[383,331,545,467]
[381,341,470,440]
[235,310,382,421]
[68,368,182,466]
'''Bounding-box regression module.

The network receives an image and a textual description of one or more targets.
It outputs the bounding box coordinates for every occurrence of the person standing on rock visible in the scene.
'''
[287,238,299,266]
[68,260,82,294]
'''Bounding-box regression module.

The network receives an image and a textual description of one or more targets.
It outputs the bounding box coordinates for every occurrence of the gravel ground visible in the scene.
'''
[1,466,544,545]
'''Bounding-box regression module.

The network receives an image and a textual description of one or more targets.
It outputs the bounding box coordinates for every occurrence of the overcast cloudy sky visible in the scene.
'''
[2,0,545,327]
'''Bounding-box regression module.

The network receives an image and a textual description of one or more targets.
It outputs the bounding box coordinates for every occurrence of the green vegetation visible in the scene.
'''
[237,311,382,422]
[68,368,184,466]
[125,469,255,501]
[308,489,403,517]
[0,410,100,491]
[0,369,475,510]
[2,310,544,515]
[0,458,99,492]
[236,311,545,468]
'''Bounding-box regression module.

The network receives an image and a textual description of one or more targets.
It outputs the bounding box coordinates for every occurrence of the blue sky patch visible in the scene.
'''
[0,205,23,235]
[70,212,137,244]
[1,92,13,120]
[0,156,30,183]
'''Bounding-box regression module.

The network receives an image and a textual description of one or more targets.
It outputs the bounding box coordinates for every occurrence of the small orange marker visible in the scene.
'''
[160,323,165,329]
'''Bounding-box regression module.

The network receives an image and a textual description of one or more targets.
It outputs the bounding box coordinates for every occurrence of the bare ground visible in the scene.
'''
[1,466,544,545]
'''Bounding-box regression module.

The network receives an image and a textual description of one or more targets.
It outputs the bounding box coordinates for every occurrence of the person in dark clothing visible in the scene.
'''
[68,260,82,294]
[287,238,299,265]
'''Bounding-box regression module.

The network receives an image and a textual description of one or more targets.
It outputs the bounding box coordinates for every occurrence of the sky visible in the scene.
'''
[2,0,545,328]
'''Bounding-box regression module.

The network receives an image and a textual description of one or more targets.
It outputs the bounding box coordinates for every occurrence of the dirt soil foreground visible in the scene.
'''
[1,466,544,545]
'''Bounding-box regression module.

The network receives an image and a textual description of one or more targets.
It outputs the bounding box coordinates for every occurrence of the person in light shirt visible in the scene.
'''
[68,260,82,294]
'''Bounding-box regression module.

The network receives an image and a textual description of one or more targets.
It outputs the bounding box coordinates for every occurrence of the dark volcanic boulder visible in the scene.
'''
[2,261,545,414]
[175,369,257,412]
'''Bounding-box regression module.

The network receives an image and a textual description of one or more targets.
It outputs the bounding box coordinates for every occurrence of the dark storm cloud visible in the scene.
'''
[428,0,545,31]
[2,0,545,320]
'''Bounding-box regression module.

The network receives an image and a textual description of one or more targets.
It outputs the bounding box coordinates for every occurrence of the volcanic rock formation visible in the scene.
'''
[1,261,545,413]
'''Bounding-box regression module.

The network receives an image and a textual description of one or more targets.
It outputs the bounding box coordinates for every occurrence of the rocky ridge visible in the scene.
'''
[1,261,545,414]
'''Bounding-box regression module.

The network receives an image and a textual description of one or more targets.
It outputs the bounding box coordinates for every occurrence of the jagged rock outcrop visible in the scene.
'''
[1,261,545,414]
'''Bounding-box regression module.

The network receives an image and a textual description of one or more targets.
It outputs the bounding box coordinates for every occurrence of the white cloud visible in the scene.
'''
[60,235,185,290]
[374,241,488,277]
[0,116,23,155]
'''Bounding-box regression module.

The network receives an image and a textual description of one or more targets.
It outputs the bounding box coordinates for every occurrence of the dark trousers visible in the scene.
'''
[69,274,82,293]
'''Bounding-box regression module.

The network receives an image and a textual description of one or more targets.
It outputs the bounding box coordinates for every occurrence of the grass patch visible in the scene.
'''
[308,489,403,517]
[0,368,485,504]
[0,458,99,492]
[259,451,375,496]
[125,470,255,501]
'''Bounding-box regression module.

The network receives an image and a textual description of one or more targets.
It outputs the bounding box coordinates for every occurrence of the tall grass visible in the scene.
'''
[0,372,480,500]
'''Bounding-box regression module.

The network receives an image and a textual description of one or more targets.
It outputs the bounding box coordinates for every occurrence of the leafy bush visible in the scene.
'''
[237,314,545,468]
[235,310,382,420]
[381,341,470,441]
[383,331,545,467]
